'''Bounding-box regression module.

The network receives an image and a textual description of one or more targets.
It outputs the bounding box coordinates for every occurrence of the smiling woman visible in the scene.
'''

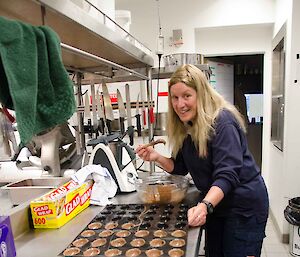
[170,82,197,123]
[136,64,269,257]
[167,64,245,158]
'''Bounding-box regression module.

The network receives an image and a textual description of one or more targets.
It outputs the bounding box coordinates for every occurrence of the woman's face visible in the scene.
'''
[170,82,197,123]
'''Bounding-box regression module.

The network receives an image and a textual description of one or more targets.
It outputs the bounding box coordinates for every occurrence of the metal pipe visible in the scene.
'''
[147,67,154,141]
[146,67,155,174]
[61,43,149,80]
[65,66,111,79]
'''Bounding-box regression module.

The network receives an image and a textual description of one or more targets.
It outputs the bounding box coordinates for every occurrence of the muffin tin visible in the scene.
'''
[60,203,189,257]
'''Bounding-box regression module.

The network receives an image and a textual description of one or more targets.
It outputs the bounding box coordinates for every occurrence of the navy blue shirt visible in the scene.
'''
[172,110,269,221]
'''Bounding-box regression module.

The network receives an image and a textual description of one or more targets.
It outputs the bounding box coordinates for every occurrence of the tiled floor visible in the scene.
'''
[198,217,293,256]
[262,218,291,257]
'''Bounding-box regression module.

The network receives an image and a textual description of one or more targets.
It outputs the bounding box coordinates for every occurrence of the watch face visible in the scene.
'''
[207,204,213,214]
[202,200,213,214]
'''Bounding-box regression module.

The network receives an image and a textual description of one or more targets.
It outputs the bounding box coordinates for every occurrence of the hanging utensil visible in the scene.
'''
[90,83,98,133]
[84,91,91,119]
[84,92,92,137]
[125,83,134,145]
[140,83,147,127]
[102,82,114,135]
[149,104,155,124]
[135,93,142,136]
[96,92,105,134]
[117,89,126,135]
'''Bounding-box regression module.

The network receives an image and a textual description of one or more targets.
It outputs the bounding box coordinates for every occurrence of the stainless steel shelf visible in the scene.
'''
[0,0,154,157]
[0,0,154,80]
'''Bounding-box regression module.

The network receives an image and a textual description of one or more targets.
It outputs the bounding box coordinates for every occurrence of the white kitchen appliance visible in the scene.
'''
[88,134,138,193]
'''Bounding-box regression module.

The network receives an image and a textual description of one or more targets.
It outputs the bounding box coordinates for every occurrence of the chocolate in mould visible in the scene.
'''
[60,203,189,257]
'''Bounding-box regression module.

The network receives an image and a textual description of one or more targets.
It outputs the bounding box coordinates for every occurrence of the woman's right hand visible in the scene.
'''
[135,145,160,162]
[188,203,208,227]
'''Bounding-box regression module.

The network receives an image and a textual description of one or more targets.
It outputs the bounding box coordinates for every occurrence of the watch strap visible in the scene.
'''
[201,199,214,214]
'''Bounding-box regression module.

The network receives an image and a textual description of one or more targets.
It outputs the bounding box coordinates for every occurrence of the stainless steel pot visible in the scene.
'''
[163,53,204,67]
[154,112,167,136]
[111,119,120,131]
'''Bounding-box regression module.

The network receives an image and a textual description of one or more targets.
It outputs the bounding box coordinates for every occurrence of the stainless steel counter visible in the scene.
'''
[0,187,13,213]
[12,186,202,257]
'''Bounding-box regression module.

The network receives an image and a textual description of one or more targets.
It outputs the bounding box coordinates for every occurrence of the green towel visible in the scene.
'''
[0,16,76,145]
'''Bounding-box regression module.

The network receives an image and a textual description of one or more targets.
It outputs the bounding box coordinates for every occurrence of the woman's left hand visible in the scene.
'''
[187,203,208,227]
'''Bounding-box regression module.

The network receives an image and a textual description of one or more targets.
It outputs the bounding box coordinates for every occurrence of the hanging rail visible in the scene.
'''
[60,43,149,81]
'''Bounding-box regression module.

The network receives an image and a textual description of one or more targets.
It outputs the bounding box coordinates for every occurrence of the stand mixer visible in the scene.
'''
[87,133,138,193]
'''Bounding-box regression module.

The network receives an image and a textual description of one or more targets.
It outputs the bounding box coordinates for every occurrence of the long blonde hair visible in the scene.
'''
[167,64,246,158]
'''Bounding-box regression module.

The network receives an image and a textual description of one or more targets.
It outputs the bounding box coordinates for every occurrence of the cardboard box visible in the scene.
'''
[30,179,93,229]
[0,216,16,257]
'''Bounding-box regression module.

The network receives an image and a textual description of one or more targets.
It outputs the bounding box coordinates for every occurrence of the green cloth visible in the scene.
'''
[0,16,76,144]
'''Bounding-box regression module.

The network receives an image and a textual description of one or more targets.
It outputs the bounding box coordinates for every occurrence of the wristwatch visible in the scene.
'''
[201,200,214,214]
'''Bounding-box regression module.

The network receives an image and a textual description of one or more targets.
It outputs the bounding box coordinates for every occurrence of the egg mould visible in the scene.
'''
[60,203,190,256]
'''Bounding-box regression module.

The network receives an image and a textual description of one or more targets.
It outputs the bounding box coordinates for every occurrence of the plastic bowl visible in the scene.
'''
[135,174,189,204]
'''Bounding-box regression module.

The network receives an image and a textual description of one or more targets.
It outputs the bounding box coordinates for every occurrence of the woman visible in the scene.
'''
[136,64,269,257]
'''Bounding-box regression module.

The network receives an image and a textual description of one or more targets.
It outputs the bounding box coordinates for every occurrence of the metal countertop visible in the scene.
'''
[11,186,202,257]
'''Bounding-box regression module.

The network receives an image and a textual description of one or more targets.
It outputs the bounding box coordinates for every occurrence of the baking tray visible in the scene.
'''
[1,177,69,205]
[60,203,189,257]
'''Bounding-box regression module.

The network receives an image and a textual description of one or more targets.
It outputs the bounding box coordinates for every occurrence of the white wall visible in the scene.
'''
[273,0,292,37]
[269,0,300,237]
[286,0,300,197]
[116,0,275,66]
[195,24,273,56]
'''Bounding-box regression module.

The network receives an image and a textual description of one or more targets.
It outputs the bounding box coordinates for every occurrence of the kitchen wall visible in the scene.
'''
[116,0,275,66]
[270,0,300,240]
[115,0,300,240]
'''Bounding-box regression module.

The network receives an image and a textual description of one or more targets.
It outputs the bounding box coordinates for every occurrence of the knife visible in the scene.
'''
[90,83,98,133]
[84,92,92,137]
[125,83,134,145]
[135,93,142,136]
[84,91,91,119]
[96,92,105,134]
[102,82,114,135]
[140,89,147,127]
[149,103,155,124]
[117,89,126,135]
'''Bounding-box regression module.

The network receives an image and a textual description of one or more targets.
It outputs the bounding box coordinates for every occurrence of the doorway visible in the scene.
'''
[207,54,264,169]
